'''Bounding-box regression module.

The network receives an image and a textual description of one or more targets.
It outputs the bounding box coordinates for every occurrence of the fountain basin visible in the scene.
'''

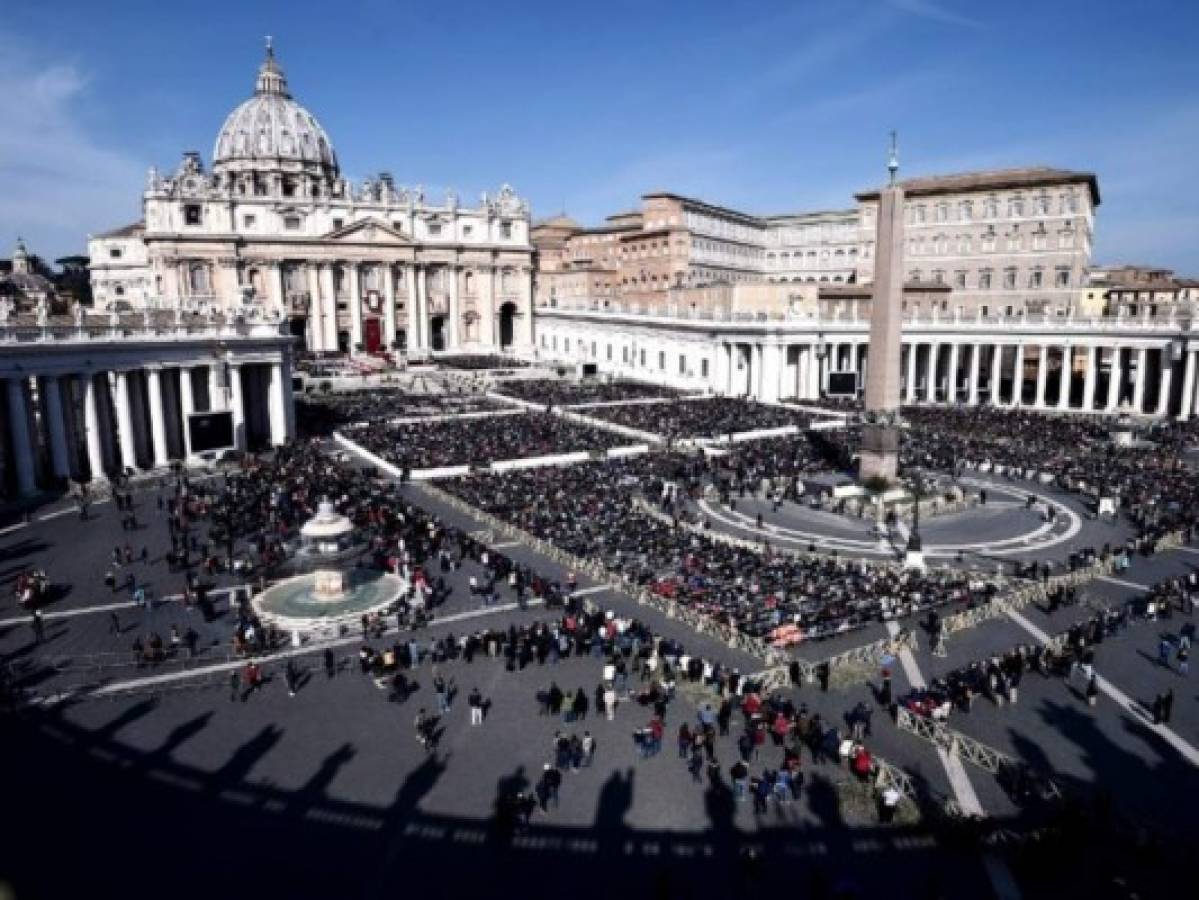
[253,568,406,630]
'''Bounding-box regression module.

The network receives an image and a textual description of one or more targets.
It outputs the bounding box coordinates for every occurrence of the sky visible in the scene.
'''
[1,0,1196,271]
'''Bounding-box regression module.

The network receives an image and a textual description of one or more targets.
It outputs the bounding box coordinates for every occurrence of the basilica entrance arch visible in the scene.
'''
[498,301,517,349]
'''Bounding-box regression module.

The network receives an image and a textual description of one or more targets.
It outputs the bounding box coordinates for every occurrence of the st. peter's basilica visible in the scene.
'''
[88,41,535,357]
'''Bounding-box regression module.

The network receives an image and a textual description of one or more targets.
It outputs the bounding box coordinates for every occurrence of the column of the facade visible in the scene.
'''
[905,343,918,404]
[520,267,535,349]
[348,263,364,353]
[303,264,321,352]
[967,344,981,406]
[924,344,939,402]
[1131,347,1148,413]
[5,377,37,495]
[41,375,71,480]
[1179,349,1197,420]
[1155,348,1174,417]
[1106,347,1123,412]
[382,264,398,352]
[145,367,170,467]
[807,344,821,400]
[82,373,106,480]
[447,265,462,349]
[795,346,809,399]
[409,265,424,352]
[990,345,1004,406]
[114,371,138,472]
[270,263,286,314]
[1082,345,1098,413]
[319,264,338,352]
[946,343,959,404]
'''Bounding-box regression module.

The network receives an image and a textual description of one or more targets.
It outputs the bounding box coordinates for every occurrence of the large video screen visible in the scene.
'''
[827,372,858,397]
[187,411,234,453]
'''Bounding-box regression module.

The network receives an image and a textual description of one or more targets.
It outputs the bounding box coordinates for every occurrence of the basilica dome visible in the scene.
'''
[212,43,338,175]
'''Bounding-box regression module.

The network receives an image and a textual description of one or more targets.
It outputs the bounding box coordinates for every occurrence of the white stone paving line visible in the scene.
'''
[884,621,985,818]
[1005,607,1199,768]
[0,591,191,626]
[885,621,1021,900]
[1095,575,1150,592]
[27,598,552,703]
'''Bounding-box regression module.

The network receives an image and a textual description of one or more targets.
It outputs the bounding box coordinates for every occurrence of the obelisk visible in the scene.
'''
[858,133,905,483]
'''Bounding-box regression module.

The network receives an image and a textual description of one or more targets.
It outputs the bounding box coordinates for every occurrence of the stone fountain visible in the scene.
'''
[252,500,406,630]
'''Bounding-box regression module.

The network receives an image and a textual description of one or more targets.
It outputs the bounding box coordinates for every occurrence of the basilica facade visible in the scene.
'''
[89,44,535,357]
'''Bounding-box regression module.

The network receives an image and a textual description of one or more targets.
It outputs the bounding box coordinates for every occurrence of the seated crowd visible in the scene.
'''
[434,354,530,371]
[344,412,627,470]
[494,378,682,408]
[296,390,510,436]
[820,407,1199,545]
[444,453,1000,644]
[583,398,811,441]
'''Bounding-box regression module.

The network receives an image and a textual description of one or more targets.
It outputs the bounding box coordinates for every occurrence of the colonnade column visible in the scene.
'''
[946,343,959,404]
[319,264,338,352]
[348,263,364,354]
[1033,347,1049,408]
[1057,346,1072,411]
[229,364,246,450]
[1082,346,1098,413]
[179,366,196,458]
[1131,347,1148,413]
[992,345,1002,405]
[146,367,170,467]
[905,343,917,404]
[1106,347,1123,412]
[1011,344,1025,406]
[967,345,981,405]
[114,371,138,472]
[42,375,71,480]
[5,378,37,495]
[269,362,288,446]
[1156,349,1174,417]
[82,373,106,480]
[1179,348,1197,420]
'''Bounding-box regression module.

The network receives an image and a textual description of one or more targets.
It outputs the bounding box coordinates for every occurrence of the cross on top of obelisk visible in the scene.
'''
[888,130,899,184]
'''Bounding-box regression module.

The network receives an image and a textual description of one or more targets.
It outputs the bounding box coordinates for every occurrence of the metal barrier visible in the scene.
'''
[749,629,918,690]
[895,706,1063,800]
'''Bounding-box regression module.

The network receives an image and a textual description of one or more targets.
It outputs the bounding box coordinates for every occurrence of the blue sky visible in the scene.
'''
[2,0,1196,271]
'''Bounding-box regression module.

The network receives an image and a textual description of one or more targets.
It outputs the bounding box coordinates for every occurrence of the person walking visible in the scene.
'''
[469,687,484,725]
[285,659,300,697]
[229,669,241,703]
[1162,689,1175,724]
[109,612,121,635]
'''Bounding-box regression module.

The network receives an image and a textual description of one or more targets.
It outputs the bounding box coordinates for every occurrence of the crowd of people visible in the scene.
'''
[584,398,812,441]
[344,411,627,470]
[433,354,529,371]
[444,453,999,644]
[494,378,682,408]
[296,390,511,436]
[891,408,1199,544]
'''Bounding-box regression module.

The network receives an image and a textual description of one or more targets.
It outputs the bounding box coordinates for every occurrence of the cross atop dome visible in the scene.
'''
[255,36,290,98]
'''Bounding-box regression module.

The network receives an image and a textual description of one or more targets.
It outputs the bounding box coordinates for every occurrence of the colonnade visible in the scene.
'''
[534,309,1199,420]
[0,322,297,497]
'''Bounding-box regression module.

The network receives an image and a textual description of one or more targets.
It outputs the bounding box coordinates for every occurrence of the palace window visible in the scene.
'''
[1003,268,1017,289]
[332,218,343,230]
[463,224,473,237]
[184,204,202,226]
[501,222,513,239]
[283,215,301,230]
[979,271,993,290]
[701,358,710,378]
[427,222,442,237]
[954,271,967,289]
[243,214,256,229]
[1029,270,1043,288]
[109,248,122,259]
[1055,268,1071,288]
